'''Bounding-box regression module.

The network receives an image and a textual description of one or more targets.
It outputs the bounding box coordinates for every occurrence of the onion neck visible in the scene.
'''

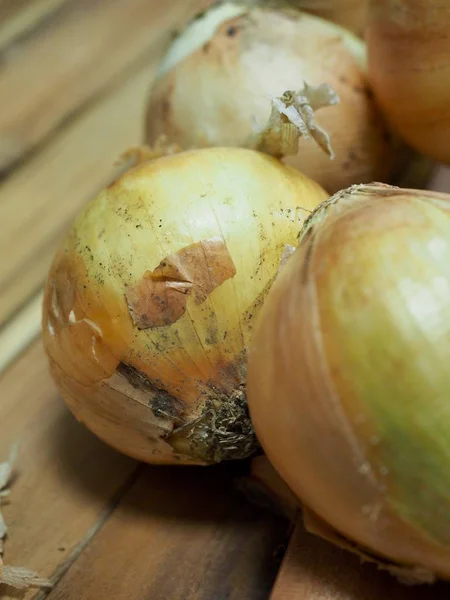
[249,84,339,160]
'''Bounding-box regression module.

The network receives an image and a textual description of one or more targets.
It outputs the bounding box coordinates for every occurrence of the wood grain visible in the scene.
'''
[270,519,450,600]
[0,0,68,50]
[0,0,208,173]
[0,290,43,374]
[0,62,151,329]
[0,339,138,600]
[46,464,289,600]
[0,0,211,330]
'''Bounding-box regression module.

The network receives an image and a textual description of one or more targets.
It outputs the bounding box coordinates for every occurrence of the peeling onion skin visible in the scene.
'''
[145,3,402,195]
[247,183,450,580]
[42,146,327,466]
[367,0,450,165]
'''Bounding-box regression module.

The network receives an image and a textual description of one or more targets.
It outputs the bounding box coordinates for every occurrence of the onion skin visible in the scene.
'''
[247,183,450,580]
[367,0,450,165]
[145,3,400,195]
[294,0,368,37]
[42,146,327,466]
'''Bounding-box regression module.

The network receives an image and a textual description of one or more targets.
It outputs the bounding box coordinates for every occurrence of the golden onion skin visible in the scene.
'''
[42,146,327,466]
[294,0,368,37]
[145,3,400,195]
[247,183,450,579]
[367,0,450,165]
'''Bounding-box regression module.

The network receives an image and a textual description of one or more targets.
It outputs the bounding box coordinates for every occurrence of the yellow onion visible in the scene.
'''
[145,2,402,195]
[367,0,450,165]
[247,182,450,581]
[42,146,327,466]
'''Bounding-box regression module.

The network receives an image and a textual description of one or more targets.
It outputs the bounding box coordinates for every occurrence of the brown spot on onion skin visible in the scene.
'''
[125,237,237,329]
[117,362,185,422]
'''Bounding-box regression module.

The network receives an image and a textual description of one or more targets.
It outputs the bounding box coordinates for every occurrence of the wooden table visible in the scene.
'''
[0,2,449,599]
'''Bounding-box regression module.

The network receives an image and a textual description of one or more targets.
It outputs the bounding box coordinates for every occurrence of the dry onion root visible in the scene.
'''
[247,183,450,582]
[42,146,327,466]
[367,0,450,165]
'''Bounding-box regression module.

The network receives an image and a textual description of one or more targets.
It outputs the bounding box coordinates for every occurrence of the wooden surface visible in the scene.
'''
[45,466,286,600]
[1,1,450,599]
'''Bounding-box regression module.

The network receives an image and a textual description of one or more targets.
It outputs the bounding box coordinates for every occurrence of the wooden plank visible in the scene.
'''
[45,463,288,600]
[0,0,211,329]
[0,339,138,600]
[0,0,209,173]
[0,290,42,374]
[0,0,68,50]
[270,519,450,600]
[0,62,151,328]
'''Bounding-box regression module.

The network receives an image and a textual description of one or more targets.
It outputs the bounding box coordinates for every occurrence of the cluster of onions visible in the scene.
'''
[367,0,450,165]
[144,1,417,195]
[41,0,450,585]
[42,146,327,466]
[247,183,450,582]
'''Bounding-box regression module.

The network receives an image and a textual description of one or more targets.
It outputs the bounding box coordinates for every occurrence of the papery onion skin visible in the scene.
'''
[42,146,327,466]
[367,0,450,165]
[247,182,450,580]
[145,3,400,195]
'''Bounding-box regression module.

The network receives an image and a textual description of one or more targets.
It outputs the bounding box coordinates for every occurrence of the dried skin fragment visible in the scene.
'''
[126,237,236,329]
[126,276,192,329]
[0,565,52,590]
[0,446,52,591]
[163,236,237,304]
[251,83,339,159]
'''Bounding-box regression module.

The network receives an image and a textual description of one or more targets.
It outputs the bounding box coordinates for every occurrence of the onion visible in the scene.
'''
[367,0,450,165]
[247,182,450,582]
[42,146,327,466]
[145,2,404,195]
